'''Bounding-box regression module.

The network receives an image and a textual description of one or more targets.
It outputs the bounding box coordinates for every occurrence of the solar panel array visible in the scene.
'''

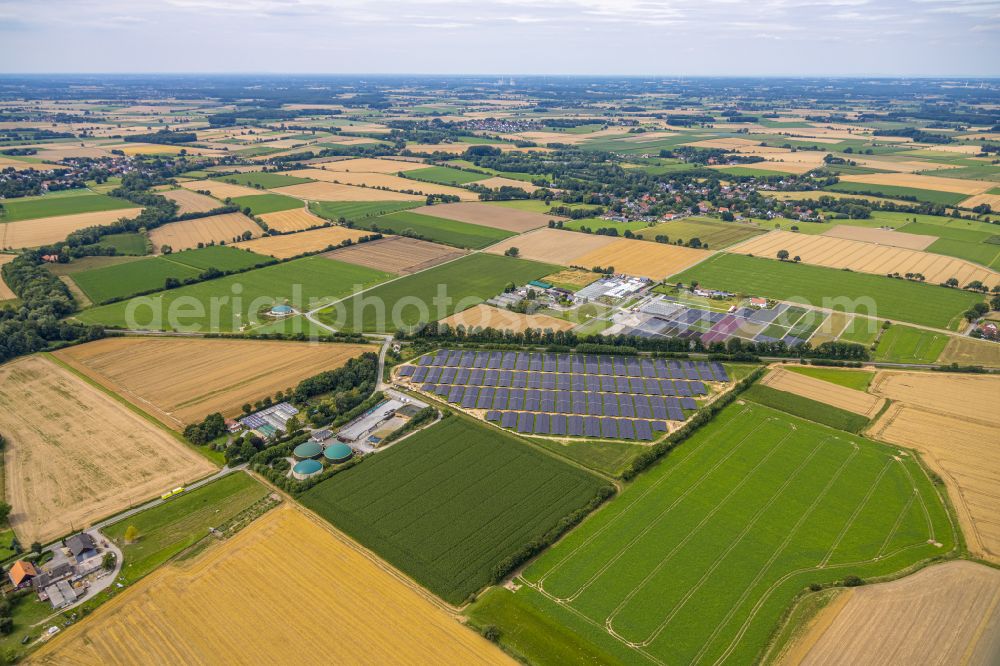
[401,350,728,441]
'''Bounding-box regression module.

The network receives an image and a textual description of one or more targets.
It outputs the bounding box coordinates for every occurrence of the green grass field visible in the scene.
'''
[365,210,514,249]
[300,416,607,605]
[918,165,1000,182]
[87,232,147,255]
[319,253,558,332]
[824,182,967,206]
[76,256,392,331]
[637,217,767,249]
[214,172,313,188]
[837,315,881,345]
[104,473,268,584]
[715,165,798,177]
[469,401,955,665]
[308,200,421,224]
[230,193,302,215]
[891,221,1000,269]
[404,165,487,185]
[670,253,984,330]
[166,245,272,271]
[743,383,870,433]
[0,192,135,222]
[873,324,949,364]
[563,218,654,233]
[784,365,875,391]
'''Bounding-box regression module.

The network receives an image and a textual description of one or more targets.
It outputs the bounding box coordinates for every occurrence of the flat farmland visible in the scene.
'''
[730,230,999,290]
[959,192,1000,210]
[487,228,618,264]
[149,212,263,252]
[178,179,262,199]
[438,303,576,333]
[873,324,948,364]
[574,238,708,280]
[410,201,557,233]
[234,225,370,258]
[76,256,392,332]
[273,181,424,202]
[229,193,301,215]
[405,165,488,185]
[258,207,326,232]
[822,225,936,250]
[476,401,954,665]
[639,217,767,249]
[214,171,313,188]
[161,189,221,214]
[839,172,994,195]
[938,334,1000,367]
[300,416,607,604]
[286,168,477,200]
[323,236,466,274]
[0,254,15,300]
[0,208,143,249]
[303,157,430,173]
[824,182,968,206]
[475,176,542,192]
[33,505,511,666]
[54,337,371,428]
[369,210,515,249]
[760,367,883,417]
[0,192,135,222]
[669,253,984,330]
[0,355,215,545]
[319,253,558,332]
[789,561,1000,666]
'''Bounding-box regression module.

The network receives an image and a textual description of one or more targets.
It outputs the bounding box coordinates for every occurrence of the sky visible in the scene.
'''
[1,0,998,77]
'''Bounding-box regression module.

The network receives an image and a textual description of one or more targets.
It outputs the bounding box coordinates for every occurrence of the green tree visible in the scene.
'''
[124,525,139,544]
[777,249,790,260]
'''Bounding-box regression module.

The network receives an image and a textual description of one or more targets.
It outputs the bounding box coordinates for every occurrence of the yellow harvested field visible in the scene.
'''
[0,157,67,172]
[272,181,423,202]
[767,191,907,206]
[574,238,708,280]
[149,213,263,252]
[760,367,884,417]
[714,161,816,176]
[959,193,1000,210]
[54,337,371,429]
[542,268,600,289]
[286,169,477,200]
[0,208,142,249]
[0,254,17,300]
[684,137,763,150]
[851,157,962,173]
[869,371,1000,562]
[486,228,617,264]
[475,176,542,192]
[406,142,549,155]
[412,201,557,233]
[0,355,214,545]
[304,157,430,173]
[789,561,1000,666]
[914,144,985,154]
[179,179,262,199]
[438,303,576,333]
[32,504,511,666]
[323,236,466,274]
[839,172,993,195]
[257,207,325,233]
[822,225,936,250]
[730,230,1000,289]
[234,225,370,258]
[938,334,1000,368]
[161,188,221,214]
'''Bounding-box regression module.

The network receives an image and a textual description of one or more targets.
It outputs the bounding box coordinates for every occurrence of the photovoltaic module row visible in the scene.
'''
[414,350,728,382]
[424,384,694,420]
[484,411,665,440]
[405,367,707,396]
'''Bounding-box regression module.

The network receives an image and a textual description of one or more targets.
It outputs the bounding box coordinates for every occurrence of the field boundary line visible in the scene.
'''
[876,487,918,559]
[819,457,894,567]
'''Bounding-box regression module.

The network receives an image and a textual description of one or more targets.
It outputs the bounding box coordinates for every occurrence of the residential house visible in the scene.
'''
[7,560,37,589]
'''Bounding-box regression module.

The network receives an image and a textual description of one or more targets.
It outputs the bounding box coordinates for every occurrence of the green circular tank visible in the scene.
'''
[323,443,354,464]
[292,459,322,479]
[293,442,323,460]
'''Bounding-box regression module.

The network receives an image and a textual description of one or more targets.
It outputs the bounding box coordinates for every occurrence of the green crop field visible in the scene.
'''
[892,222,1000,269]
[365,210,514,249]
[0,192,135,222]
[743,383,870,433]
[918,165,1000,182]
[837,315,881,345]
[104,473,269,584]
[563,218,654,233]
[319,253,558,332]
[300,416,607,605]
[670,253,984,330]
[87,232,147,255]
[873,324,949,364]
[166,245,272,271]
[715,165,797,177]
[309,200,420,223]
[213,172,313,188]
[405,165,487,185]
[784,365,875,391]
[469,401,955,665]
[230,193,302,215]
[76,256,392,331]
[637,217,767,249]
[823,182,967,206]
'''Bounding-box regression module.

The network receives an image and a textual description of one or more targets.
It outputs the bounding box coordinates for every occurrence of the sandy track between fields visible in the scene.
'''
[412,201,558,233]
[839,173,993,195]
[821,225,936,250]
[761,368,884,417]
[149,212,263,252]
[0,254,16,299]
[323,235,466,274]
[0,208,142,249]
[233,225,370,258]
[439,304,576,333]
[161,188,221,214]
[287,168,478,200]
[272,181,424,202]
[0,355,215,545]
[31,504,512,666]
[53,337,371,429]
[787,561,1000,666]
[868,371,1000,562]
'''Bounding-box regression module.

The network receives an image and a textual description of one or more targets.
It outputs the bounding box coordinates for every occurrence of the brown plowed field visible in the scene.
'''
[938,334,1000,367]
[0,254,16,299]
[178,179,262,199]
[411,201,558,233]
[286,168,477,200]
[0,208,142,249]
[438,304,576,333]
[822,225,936,250]
[731,230,999,289]
[574,238,708,280]
[258,207,325,232]
[761,368,884,417]
[323,236,466,274]
[149,213,263,252]
[0,355,215,545]
[234,225,370,258]
[272,181,423,202]
[486,228,617,264]
[32,505,512,666]
[787,561,1000,666]
[53,337,371,429]
[161,188,221,214]
[868,371,1000,562]
[839,173,993,195]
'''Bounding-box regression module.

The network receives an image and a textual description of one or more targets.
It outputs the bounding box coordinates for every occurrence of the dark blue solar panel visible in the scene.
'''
[483,370,498,386]
[508,391,524,411]
[584,416,600,437]
[488,352,502,368]
[399,365,415,377]
[587,395,602,415]
[501,411,517,427]
[426,367,441,382]
[501,353,516,369]
[527,373,542,389]
[618,419,636,440]
[476,388,494,409]
[619,394,635,417]
[629,378,644,393]
[601,418,618,439]
[512,373,527,388]
[498,371,512,387]
[418,355,433,366]
[642,360,656,377]
[603,395,619,416]
[572,376,586,391]
[541,397,555,412]
[447,386,463,403]
[421,383,435,392]
[446,351,462,366]
[568,415,584,436]
[486,410,501,421]
[652,403,667,419]
[533,413,550,434]
[634,396,653,419]
[455,368,470,385]
[676,382,692,397]
[525,397,540,411]
[600,359,614,375]
[613,359,627,376]
[436,384,450,397]
[440,368,457,383]
[652,420,668,431]
[515,353,530,371]
[626,361,642,377]
[469,369,484,385]
[660,379,675,396]
[474,352,489,368]
[557,399,571,413]
[432,351,448,365]
[412,366,427,382]
[461,388,478,408]
[600,375,615,392]
[529,355,543,371]
[543,355,557,372]
[691,381,706,395]
[668,406,684,421]
[586,376,600,391]
[683,362,699,379]
[557,374,571,390]
[713,362,729,382]
[460,351,474,367]
[616,377,630,393]
[558,355,572,372]
[542,374,556,389]
[635,420,652,440]
[645,379,661,395]
[493,388,509,410]
[681,397,697,410]
[551,414,567,435]
[517,412,533,432]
